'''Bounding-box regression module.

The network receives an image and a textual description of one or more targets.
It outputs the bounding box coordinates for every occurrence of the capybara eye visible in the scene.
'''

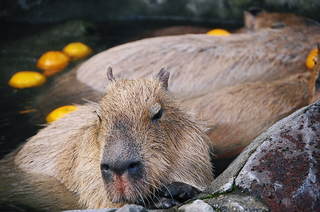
[152,108,163,122]
[271,22,286,29]
[150,103,163,122]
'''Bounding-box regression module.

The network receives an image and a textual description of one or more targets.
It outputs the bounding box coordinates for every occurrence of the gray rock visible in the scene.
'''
[202,131,267,195]
[179,200,215,212]
[235,101,320,211]
[64,204,147,212]
[116,204,148,212]
[64,208,116,212]
[205,101,320,211]
[206,192,268,212]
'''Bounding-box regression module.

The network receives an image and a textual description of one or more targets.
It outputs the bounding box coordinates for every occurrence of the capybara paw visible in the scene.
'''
[147,182,200,208]
[152,197,180,209]
[160,182,200,202]
[143,182,200,209]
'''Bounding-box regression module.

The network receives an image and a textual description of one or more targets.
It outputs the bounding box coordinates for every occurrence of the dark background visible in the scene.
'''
[1,0,320,24]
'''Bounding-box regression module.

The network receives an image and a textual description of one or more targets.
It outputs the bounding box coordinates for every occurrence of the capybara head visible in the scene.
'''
[95,68,213,204]
[244,8,319,31]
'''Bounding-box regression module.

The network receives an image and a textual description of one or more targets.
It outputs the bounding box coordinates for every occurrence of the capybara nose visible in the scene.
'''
[101,160,143,177]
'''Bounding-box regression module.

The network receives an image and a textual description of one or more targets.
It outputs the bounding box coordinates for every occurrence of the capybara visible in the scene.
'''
[242,8,319,32]
[140,8,317,39]
[0,69,213,211]
[73,22,320,96]
[30,12,320,159]
[31,11,320,120]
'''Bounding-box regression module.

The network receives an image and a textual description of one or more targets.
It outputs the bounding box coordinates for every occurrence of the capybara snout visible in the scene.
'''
[100,137,144,182]
[102,160,143,178]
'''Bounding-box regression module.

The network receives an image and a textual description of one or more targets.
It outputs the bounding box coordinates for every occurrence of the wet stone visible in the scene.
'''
[235,101,320,212]
[64,208,117,212]
[64,204,147,212]
[205,192,268,212]
[179,199,215,212]
[116,204,148,212]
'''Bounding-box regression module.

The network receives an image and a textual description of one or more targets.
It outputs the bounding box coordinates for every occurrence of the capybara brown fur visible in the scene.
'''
[143,25,210,38]
[0,69,213,211]
[73,23,320,96]
[184,68,318,158]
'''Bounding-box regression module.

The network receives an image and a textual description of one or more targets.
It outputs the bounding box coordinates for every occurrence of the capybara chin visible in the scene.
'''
[0,68,213,211]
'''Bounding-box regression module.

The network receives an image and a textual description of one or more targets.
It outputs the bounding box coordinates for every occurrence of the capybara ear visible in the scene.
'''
[244,7,264,30]
[106,66,116,82]
[246,7,264,16]
[156,68,170,90]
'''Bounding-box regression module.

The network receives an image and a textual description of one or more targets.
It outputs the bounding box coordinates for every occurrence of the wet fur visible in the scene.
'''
[1,77,213,211]
[183,70,318,157]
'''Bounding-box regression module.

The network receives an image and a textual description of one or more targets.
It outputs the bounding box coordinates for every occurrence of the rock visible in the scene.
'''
[205,101,320,211]
[235,101,320,211]
[205,193,268,212]
[64,205,147,212]
[64,208,116,212]
[179,200,215,212]
[116,204,148,212]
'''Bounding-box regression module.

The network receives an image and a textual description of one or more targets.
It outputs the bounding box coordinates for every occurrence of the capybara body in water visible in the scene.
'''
[183,69,319,158]
[73,21,320,96]
[30,12,320,159]
[0,69,213,211]
[31,11,320,120]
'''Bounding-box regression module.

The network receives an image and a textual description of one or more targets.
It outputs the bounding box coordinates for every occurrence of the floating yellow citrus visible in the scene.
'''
[306,48,318,70]
[206,29,231,36]
[8,71,46,88]
[37,51,70,76]
[63,42,92,60]
[46,105,78,123]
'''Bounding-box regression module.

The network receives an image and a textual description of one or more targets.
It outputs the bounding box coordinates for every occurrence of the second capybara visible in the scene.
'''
[0,68,213,211]
[242,8,319,32]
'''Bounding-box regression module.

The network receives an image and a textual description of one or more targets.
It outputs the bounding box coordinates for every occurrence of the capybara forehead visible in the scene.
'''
[101,79,169,110]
